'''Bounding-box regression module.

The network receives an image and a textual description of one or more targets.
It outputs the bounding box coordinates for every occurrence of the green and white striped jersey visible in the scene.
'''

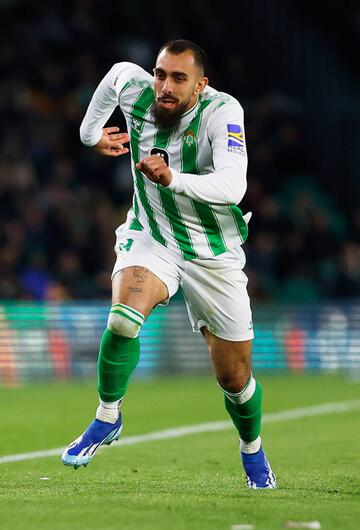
[80,62,249,260]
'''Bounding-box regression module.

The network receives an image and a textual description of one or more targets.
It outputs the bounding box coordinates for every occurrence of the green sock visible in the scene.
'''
[97,328,140,402]
[224,377,262,442]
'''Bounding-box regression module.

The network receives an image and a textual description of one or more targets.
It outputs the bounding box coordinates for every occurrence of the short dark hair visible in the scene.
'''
[157,39,207,73]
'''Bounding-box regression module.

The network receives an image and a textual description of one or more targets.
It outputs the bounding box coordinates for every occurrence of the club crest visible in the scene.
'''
[184,129,195,147]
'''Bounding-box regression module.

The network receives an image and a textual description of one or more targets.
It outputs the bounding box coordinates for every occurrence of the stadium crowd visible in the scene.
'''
[1,1,359,302]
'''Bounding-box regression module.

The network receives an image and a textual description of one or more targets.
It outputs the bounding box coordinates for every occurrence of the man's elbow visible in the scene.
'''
[79,123,97,147]
[231,185,246,205]
[79,123,90,145]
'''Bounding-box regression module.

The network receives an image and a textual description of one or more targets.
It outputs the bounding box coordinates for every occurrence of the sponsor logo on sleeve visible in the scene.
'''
[227,124,245,154]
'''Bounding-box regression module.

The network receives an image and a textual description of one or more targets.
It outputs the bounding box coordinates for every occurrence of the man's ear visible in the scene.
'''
[199,76,209,93]
[195,76,208,95]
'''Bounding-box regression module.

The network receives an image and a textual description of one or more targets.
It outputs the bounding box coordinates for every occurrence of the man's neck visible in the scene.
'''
[182,96,200,118]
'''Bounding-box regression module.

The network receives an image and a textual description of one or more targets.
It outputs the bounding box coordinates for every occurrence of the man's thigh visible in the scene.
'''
[112,267,168,318]
[182,246,254,341]
[111,231,181,317]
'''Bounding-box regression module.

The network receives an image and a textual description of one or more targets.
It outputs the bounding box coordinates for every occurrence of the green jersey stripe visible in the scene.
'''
[133,192,139,217]
[159,188,198,259]
[191,201,228,255]
[129,194,143,231]
[214,100,226,111]
[128,217,143,231]
[229,205,248,242]
[130,87,167,246]
[154,129,198,259]
[119,80,132,96]
[182,99,228,256]
[181,98,213,174]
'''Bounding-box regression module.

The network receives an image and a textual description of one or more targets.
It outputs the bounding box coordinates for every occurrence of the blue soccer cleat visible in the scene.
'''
[62,415,123,469]
[241,446,277,489]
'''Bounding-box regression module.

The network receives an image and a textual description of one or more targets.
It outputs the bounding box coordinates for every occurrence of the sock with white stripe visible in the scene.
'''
[97,304,144,406]
[222,375,262,452]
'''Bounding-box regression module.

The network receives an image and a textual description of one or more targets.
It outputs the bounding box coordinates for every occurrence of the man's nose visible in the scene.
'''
[161,78,173,94]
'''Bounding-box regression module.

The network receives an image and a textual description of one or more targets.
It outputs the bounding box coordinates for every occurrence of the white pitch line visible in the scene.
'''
[0,400,359,465]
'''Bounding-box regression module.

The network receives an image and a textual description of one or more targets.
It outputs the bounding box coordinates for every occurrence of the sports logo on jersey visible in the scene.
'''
[183,129,195,147]
[131,117,142,131]
[227,124,245,154]
[118,238,133,252]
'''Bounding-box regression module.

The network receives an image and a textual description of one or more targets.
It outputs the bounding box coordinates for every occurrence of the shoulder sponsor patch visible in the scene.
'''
[227,123,245,154]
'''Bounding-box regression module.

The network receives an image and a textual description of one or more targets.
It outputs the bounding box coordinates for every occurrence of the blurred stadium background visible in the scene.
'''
[0,0,360,384]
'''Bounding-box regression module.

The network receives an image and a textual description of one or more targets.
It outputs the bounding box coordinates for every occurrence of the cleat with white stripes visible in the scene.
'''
[241,446,277,489]
[62,416,122,469]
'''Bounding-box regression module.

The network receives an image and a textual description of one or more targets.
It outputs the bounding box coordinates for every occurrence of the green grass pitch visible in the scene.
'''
[0,373,359,530]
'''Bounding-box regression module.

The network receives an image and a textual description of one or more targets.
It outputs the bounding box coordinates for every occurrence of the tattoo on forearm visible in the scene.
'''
[128,287,142,293]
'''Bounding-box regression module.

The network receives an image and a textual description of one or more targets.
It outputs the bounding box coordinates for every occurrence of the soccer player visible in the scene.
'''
[62,39,276,489]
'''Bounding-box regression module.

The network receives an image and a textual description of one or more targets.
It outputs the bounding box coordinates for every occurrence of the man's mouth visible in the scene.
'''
[157,98,178,109]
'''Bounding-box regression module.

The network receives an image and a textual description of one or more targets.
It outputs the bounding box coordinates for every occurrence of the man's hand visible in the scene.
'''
[94,127,130,157]
[136,154,172,187]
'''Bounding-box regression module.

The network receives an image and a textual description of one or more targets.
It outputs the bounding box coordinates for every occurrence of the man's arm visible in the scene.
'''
[79,62,139,155]
[137,101,248,205]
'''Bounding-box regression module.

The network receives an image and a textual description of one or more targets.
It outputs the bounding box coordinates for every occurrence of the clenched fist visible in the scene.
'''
[136,154,172,187]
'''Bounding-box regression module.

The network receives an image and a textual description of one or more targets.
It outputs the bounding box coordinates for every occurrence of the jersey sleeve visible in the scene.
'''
[79,62,139,147]
[167,101,248,205]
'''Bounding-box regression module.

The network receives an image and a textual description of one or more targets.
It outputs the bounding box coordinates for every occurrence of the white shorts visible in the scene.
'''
[111,228,254,342]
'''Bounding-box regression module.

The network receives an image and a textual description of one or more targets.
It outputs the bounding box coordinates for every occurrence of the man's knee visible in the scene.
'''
[215,358,251,392]
[217,373,249,393]
[107,303,145,338]
[207,337,252,393]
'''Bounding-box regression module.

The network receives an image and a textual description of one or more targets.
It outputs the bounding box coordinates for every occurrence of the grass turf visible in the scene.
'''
[0,373,359,530]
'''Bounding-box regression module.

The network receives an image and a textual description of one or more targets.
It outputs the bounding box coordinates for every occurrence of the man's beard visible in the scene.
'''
[151,98,189,131]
